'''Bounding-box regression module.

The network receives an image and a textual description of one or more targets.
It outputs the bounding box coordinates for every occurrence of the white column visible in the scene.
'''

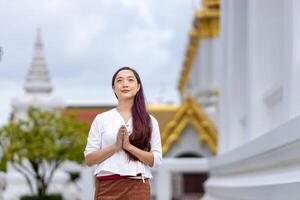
[217,0,233,154]
[283,0,300,120]
[245,0,257,141]
[80,167,95,200]
[228,0,248,150]
[247,0,285,140]
[156,168,171,200]
[219,0,249,153]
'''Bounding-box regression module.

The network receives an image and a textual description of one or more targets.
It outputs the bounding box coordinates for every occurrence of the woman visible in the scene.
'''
[84,67,162,200]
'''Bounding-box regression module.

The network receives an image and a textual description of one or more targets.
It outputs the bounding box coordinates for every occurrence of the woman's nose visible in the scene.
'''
[122,80,129,87]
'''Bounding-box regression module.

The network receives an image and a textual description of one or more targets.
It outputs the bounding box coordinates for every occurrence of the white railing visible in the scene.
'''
[2,158,208,200]
[154,158,208,200]
[0,172,6,200]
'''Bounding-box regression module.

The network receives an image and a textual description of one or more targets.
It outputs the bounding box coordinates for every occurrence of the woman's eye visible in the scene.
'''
[116,79,122,83]
[129,79,134,82]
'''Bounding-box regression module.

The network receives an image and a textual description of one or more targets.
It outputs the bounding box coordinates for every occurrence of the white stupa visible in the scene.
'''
[11,29,64,119]
[5,30,69,200]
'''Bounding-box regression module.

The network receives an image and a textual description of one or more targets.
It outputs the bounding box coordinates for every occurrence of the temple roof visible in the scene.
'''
[161,96,217,155]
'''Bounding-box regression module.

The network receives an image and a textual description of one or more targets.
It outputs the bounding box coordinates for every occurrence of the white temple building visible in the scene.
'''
[177,0,300,199]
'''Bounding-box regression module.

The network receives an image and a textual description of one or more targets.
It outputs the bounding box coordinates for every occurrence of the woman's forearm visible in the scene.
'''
[85,144,118,166]
[126,145,154,167]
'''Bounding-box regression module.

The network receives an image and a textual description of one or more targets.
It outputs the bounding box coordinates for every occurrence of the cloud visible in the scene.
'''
[65,15,106,56]
[0,80,23,124]
[0,0,196,125]
[121,0,155,27]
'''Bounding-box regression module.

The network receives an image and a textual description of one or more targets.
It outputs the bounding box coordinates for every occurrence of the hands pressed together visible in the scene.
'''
[115,125,132,152]
[113,125,154,167]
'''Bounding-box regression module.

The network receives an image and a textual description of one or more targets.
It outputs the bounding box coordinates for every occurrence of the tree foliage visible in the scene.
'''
[0,107,88,196]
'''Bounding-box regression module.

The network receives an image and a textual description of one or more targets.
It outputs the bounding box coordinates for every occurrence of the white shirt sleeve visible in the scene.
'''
[84,115,102,157]
[150,116,162,168]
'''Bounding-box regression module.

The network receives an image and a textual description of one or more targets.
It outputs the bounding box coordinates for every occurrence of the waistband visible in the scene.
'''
[96,173,143,181]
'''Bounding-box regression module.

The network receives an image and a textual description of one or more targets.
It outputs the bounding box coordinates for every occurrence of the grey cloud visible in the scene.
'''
[0,0,197,125]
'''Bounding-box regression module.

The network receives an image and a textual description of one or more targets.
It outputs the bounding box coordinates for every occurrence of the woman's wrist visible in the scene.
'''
[124,143,134,152]
[112,144,121,152]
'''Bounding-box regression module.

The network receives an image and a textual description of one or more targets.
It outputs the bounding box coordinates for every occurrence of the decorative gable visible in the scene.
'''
[161,96,217,155]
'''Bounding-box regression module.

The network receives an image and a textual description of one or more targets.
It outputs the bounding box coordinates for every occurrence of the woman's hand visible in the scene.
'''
[122,129,154,166]
[115,125,125,151]
[122,129,133,151]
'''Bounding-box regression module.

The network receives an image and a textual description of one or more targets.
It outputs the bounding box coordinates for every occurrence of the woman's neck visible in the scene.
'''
[117,99,133,113]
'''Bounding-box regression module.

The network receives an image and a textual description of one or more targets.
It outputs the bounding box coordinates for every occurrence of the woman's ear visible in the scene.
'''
[137,84,140,92]
[112,86,118,98]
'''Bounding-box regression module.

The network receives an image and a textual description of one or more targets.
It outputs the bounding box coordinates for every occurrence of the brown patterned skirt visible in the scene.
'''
[94,178,151,200]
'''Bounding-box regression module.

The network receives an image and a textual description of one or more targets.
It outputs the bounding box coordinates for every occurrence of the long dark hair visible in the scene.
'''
[112,67,152,161]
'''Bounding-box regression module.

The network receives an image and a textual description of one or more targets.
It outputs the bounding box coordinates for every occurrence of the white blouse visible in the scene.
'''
[84,108,162,179]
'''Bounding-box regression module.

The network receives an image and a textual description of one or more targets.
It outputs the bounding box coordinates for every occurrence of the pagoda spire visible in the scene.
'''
[24,29,53,94]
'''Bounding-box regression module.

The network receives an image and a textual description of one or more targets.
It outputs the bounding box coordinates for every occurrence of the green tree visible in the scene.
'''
[0,107,88,196]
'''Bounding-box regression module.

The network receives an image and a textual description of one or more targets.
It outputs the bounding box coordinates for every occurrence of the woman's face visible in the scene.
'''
[113,69,140,100]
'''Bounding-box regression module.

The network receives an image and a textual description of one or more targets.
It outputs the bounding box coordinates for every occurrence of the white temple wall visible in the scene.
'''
[282,0,300,120]
[219,0,287,152]
[202,0,300,199]
[246,0,285,140]
[218,0,249,153]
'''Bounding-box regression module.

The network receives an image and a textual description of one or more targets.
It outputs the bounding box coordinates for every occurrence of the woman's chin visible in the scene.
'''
[119,95,135,100]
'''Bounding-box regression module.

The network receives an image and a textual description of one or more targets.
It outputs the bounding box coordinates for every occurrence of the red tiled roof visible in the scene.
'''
[63,106,114,127]
[63,104,178,132]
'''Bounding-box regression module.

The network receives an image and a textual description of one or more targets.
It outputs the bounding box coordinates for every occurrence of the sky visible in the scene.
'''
[0,0,200,126]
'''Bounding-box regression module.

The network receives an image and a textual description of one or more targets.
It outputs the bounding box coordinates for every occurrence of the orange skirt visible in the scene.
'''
[94,178,151,200]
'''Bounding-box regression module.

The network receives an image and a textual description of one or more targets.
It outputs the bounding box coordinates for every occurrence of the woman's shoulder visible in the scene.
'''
[149,114,157,120]
[149,114,159,124]
[94,108,116,121]
[148,114,160,132]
